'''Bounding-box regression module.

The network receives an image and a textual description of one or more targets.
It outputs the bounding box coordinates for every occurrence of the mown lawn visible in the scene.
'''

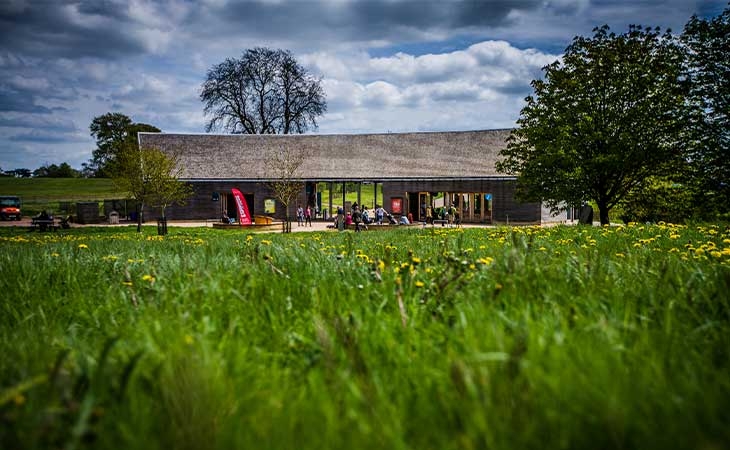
[1,223,729,450]
[0,178,121,216]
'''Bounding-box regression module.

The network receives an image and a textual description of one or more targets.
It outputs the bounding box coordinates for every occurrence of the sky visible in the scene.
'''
[0,0,726,171]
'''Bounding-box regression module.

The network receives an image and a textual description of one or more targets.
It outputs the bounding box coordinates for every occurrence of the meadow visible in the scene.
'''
[0,178,120,217]
[1,223,729,450]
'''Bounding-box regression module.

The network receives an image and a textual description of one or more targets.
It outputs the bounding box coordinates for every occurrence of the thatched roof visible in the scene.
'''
[138,129,512,181]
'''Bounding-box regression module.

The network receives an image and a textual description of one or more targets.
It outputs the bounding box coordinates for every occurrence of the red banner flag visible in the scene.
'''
[231,188,252,226]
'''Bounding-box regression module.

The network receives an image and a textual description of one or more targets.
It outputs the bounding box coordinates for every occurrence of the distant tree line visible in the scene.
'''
[1,163,82,178]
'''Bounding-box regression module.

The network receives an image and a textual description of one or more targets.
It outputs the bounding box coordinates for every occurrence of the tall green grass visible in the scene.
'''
[1,223,729,450]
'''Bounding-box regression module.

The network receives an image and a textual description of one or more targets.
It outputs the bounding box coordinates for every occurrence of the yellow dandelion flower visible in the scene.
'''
[122,281,133,286]
[78,244,88,249]
[615,253,625,258]
[538,247,547,251]
[415,280,425,288]
[51,252,60,257]
[411,256,421,264]
[695,248,705,256]
[142,274,156,282]
[377,260,385,272]
[261,240,272,245]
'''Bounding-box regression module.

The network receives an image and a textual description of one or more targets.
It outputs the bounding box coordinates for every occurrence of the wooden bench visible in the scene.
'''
[29,218,58,232]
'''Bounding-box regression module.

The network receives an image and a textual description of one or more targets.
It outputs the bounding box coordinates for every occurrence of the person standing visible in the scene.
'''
[337,206,345,231]
[296,205,304,226]
[352,206,363,232]
[305,205,312,226]
[375,205,385,224]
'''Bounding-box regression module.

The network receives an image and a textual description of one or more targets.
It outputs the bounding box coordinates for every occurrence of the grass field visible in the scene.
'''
[0,178,382,218]
[1,223,729,450]
[0,178,121,217]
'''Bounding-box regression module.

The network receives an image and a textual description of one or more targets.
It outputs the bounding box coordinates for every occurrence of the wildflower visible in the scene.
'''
[261,240,272,246]
[538,247,547,251]
[615,253,625,258]
[122,281,133,286]
[415,281,425,288]
[142,274,156,282]
[51,252,59,257]
[411,256,421,264]
[78,244,88,249]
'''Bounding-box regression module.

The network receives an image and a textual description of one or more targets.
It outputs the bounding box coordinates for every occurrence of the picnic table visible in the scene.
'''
[29,216,70,232]
[30,218,58,232]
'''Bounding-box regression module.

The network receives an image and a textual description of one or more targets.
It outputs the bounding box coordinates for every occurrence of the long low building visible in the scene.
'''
[138,129,552,224]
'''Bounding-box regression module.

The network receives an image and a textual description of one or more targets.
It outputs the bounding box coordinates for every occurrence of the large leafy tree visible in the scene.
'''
[497,25,687,225]
[682,6,730,217]
[200,47,326,134]
[112,146,193,233]
[88,113,160,177]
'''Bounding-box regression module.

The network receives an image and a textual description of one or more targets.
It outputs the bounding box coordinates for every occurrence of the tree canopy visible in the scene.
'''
[682,6,730,217]
[32,162,80,178]
[497,25,687,225]
[112,147,192,233]
[200,47,327,134]
[88,112,160,177]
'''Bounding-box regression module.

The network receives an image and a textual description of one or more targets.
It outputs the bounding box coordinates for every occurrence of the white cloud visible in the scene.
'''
[308,40,557,128]
[7,75,49,92]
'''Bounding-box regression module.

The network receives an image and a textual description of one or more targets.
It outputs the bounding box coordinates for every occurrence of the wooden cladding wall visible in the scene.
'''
[145,179,541,223]
[381,179,541,223]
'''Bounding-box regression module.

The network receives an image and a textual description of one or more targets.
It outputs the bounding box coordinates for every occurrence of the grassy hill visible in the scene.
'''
[0,178,124,216]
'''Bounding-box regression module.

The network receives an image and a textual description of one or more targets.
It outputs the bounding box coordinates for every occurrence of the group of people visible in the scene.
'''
[296,205,313,226]
[331,203,408,231]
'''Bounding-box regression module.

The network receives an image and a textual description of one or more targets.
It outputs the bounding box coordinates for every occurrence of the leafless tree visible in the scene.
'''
[201,48,326,135]
[265,145,308,233]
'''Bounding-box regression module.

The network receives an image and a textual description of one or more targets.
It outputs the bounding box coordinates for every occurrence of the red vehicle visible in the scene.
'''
[0,196,22,220]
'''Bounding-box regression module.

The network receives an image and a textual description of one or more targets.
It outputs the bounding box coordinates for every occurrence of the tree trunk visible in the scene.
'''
[137,202,143,233]
[597,201,610,226]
